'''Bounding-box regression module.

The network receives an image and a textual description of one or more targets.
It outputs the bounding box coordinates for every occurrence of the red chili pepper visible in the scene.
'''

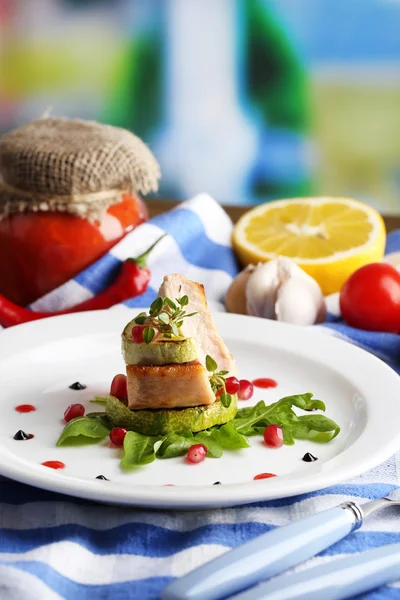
[0,235,166,328]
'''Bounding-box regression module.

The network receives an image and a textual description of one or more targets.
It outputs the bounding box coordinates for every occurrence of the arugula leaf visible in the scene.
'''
[279,393,326,412]
[89,396,107,405]
[194,433,223,458]
[121,431,160,468]
[232,394,339,446]
[281,427,295,446]
[56,416,110,447]
[157,433,193,459]
[211,423,250,450]
[291,415,340,443]
[85,412,113,428]
[235,400,266,420]
[233,401,271,434]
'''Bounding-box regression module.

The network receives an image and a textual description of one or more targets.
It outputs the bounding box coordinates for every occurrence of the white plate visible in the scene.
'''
[0,310,399,509]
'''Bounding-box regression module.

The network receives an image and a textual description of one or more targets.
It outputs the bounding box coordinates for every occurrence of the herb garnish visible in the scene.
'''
[133,296,197,344]
[206,355,232,407]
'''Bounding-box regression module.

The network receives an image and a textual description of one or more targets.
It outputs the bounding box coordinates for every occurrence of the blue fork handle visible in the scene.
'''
[228,542,400,600]
[161,505,359,600]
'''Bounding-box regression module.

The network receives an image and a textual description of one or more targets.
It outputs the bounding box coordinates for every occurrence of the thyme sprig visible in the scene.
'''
[206,355,232,408]
[134,296,197,343]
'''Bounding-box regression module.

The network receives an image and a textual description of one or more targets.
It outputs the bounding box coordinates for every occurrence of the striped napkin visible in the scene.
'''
[1,194,399,600]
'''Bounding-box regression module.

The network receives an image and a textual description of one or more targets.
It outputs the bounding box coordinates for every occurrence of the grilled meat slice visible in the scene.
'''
[158,274,236,375]
[126,360,216,409]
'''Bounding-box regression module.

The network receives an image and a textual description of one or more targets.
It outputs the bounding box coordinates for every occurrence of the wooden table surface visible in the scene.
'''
[147,199,400,232]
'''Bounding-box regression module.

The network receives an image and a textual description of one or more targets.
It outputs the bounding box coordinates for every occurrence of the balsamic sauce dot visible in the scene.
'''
[302,452,318,462]
[95,475,109,481]
[69,382,86,390]
[13,430,33,441]
[213,481,222,485]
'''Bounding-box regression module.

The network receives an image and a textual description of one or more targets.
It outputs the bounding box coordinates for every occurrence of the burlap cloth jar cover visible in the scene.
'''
[0,117,161,222]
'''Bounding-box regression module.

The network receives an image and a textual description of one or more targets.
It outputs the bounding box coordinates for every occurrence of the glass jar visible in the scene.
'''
[0,193,148,305]
[0,117,160,306]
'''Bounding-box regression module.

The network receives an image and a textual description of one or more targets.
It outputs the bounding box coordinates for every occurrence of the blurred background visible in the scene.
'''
[1,0,399,212]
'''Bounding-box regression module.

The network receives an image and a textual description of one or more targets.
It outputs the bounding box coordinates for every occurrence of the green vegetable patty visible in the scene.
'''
[106,394,238,436]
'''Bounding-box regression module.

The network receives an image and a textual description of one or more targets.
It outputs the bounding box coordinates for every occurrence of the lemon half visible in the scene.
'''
[233,197,386,295]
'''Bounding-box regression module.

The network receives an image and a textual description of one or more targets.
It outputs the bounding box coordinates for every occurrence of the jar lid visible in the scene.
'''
[0,117,161,220]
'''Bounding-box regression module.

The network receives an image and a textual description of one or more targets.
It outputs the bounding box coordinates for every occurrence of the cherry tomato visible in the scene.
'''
[340,263,400,333]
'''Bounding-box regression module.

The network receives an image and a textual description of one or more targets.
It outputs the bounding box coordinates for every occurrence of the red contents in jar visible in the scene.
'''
[42,461,65,470]
[253,473,277,480]
[252,378,278,389]
[15,404,36,413]
[0,194,147,306]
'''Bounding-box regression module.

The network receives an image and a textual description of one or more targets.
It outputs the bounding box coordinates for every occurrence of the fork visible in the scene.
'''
[227,542,400,600]
[161,489,400,600]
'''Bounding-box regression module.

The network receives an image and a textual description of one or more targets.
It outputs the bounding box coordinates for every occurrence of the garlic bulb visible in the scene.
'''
[245,257,326,325]
[225,265,255,314]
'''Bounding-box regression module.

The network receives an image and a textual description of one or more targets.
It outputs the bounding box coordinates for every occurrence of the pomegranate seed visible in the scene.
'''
[109,427,127,447]
[254,473,276,480]
[225,376,240,394]
[110,374,128,402]
[64,404,85,423]
[132,325,146,343]
[216,388,222,398]
[237,380,254,400]
[187,444,207,464]
[263,424,284,448]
